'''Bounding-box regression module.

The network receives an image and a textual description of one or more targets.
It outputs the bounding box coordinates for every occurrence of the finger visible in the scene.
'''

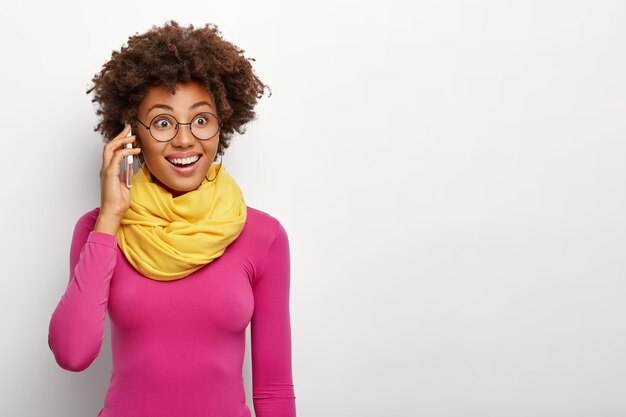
[103,133,136,169]
[105,147,142,179]
[108,124,133,147]
[116,123,131,139]
[107,148,141,180]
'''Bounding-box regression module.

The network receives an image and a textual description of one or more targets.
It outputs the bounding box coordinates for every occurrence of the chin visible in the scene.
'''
[154,175,204,197]
[147,159,213,195]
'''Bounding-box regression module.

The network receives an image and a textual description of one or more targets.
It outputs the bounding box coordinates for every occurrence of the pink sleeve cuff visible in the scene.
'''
[87,231,118,249]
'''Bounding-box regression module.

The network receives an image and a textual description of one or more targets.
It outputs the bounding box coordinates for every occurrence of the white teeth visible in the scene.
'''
[168,155,200,165]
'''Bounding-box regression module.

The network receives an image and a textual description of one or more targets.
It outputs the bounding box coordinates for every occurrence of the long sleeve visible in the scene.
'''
[48,213,118,372]
[251,221,297,417]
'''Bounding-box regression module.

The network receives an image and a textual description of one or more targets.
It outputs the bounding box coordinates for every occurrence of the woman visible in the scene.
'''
[48,20,296,417]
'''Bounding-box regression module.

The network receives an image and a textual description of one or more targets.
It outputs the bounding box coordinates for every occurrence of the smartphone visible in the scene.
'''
[124,124,134,188]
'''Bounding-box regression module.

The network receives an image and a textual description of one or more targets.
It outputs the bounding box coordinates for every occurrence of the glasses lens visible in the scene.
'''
[149,114,178,142]
[190,112,220,140]
[148,112,221,141]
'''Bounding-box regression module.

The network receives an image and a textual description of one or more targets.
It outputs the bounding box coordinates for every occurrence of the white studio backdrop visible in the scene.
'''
[1,1,625,416]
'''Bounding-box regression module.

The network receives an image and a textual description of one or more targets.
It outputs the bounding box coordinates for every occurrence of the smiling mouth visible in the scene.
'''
[166,155,202,167]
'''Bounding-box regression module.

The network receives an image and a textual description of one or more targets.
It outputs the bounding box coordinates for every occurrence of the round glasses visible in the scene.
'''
[134,112,222,142]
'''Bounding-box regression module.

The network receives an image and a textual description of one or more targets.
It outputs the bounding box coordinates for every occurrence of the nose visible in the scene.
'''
[171,123,196,147]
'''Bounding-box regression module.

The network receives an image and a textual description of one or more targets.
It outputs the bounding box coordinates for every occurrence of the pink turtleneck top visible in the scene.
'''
[48,206,296,417]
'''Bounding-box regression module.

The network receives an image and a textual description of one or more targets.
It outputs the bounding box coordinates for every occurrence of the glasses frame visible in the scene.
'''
[134,111,223,142]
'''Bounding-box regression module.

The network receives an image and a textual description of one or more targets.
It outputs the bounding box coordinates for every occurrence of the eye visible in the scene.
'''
[194,115,207,126]
[151,115,176,130]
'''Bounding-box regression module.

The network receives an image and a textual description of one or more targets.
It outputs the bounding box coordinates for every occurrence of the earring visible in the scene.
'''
[138,154,154,183]
[206,154,224,182]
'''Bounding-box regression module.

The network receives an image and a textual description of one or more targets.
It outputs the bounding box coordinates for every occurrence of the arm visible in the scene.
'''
[47,212,118,372]
[251,221,297,417]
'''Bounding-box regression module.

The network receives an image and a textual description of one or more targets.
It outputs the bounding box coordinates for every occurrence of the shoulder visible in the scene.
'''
[68,208,113,258]
[244,205,288,242]
[73,207,101,232]
[243,206,290,273]
[243,206,290,286]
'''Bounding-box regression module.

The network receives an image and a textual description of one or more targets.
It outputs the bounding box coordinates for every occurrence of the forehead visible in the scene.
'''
[139,81,215,112]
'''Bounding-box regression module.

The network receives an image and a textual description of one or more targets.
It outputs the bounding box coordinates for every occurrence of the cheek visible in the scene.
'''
[138,148,162,171]
[139,142,162,160]
[204,143,220,160]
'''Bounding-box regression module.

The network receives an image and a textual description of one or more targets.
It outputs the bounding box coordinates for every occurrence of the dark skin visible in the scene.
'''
[132,80,221,197]
[94,80,221,235]
[89,21,267,237]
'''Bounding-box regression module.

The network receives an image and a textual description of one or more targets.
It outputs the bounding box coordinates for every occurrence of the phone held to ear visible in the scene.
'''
[124,123,134,189]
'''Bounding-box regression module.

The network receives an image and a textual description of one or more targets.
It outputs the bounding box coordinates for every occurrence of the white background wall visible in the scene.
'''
[1,1,625,416]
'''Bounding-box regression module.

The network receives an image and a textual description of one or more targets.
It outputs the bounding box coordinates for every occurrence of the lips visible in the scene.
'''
[165,152,203,160]
[166,152,202,165]
[167,158,200,166]
[163,153,201,176]
[168,159,199,167]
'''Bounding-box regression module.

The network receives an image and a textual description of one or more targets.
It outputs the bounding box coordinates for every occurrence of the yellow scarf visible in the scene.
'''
[116,163,247,281]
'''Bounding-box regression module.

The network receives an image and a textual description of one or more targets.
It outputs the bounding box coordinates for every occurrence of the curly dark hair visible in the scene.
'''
[86,20,270,160]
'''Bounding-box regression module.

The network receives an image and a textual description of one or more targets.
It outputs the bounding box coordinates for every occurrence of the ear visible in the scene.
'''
[133,134,143,149]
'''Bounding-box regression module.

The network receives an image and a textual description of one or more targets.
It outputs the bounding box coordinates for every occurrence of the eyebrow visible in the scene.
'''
[145,101,213,117]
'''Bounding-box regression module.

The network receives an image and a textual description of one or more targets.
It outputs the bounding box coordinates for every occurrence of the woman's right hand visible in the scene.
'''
[99,124,142,220]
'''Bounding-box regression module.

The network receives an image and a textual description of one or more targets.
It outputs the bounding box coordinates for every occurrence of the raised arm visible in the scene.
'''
[48,211,118,372]
[251,221,297,417]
